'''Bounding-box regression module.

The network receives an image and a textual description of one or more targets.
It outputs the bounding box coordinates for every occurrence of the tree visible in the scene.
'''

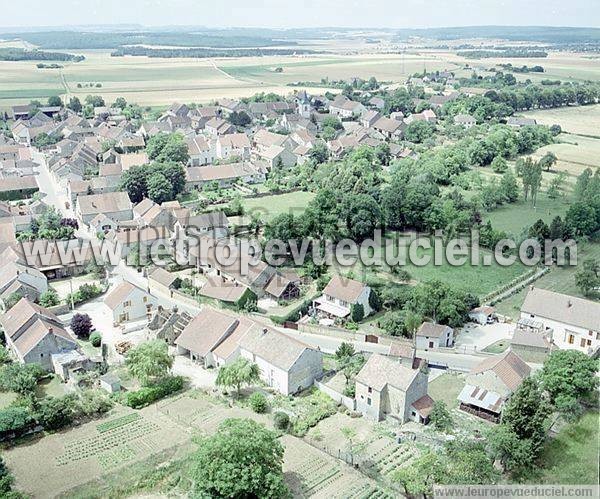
[539,350,599,406]
[191,418,288,499]
[84,95,105,108]
[564,202,598,236]
[47,95,62,107]
[228,110,252,127]
[0,363,44,396]
[147,172,173,204]
[67,97,82,113]
[113,97,127,109]
[404,120,435,143]
[394,451,446,498]
[146,133,189,164]
[119,165,149,203]
[335,342,355,360]
[39,289,60,307]
[500,169,519,202]
[442,440,499,485]
[215,357,260,396]
[491,156,507,173]
[36,395,76,430]
[70,313,93,338]
[350,303,364,323]
[575,259,600,297]
[125,340,173,384]
[539,151,558,172]
[429,401,452,431]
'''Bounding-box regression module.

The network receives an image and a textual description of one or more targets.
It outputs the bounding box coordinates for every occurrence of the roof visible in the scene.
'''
[77,192,132,216]
[149,267,178,288]
[388,340,416,360]
[238,324,316,371]
[186,162,262,182]
[200,281,248,303]
[458,384,504,413]
[186,135,211,155]
[0,175,38,193]
[521,287,600,332]
[510,329,552,350]
[218,133,250,149]
[323,275,367,304]
[469,351,530,392]
[416,322,452,339]
[175,308,240,356]
[355,354,420,392]
[412,394,435,417]
[104,281,148,310]
[470,306,495,316]
[264,273,297,298]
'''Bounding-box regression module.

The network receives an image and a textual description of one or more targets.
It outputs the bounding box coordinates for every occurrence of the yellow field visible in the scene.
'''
[530,133,600,177]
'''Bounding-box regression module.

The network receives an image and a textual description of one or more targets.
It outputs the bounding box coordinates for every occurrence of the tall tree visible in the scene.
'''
[125,340,173,385]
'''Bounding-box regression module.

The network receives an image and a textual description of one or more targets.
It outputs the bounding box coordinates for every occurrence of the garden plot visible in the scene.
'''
[4,406,190,498]
[281,435,391,498]
[360,437,419,480]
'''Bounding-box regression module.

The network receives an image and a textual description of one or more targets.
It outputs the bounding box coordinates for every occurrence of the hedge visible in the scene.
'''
[124,376,184,409]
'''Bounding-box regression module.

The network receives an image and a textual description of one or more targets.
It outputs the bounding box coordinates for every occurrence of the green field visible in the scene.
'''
[242,190,315,221]
[533,411,600,484]
[428,373,466,409]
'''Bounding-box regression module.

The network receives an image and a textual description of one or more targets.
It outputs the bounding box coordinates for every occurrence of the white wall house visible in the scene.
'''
[104,280,157,324]
[415,322,454,350]
[313,275,372,320]
[521,287,600,355]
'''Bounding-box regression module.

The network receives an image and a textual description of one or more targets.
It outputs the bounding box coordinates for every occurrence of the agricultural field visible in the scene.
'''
[523,104,600,137]
[530,133,600,178]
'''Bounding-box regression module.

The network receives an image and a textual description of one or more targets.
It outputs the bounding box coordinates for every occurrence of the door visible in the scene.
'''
[429,341,434,348]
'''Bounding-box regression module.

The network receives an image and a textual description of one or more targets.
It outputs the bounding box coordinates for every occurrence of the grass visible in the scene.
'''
[532,411,600,484]
[523,104,600,137]
[427,373,465,409]
[35,375,68,399]
[482,339,510,354]
[0,391,18,409]
[242,190,315,221]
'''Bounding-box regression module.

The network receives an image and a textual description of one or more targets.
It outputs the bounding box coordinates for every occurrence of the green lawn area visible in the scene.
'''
[533,411,600,484]
[35,375,68,399]
[494,239,600,318]
[427,373,465,409]
[482,339,510,354]
[242,191,315,222]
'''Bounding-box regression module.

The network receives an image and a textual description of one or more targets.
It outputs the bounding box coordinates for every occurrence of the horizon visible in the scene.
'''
[1,0,599,30]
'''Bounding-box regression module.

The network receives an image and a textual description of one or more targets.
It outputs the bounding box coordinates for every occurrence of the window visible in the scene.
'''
[367,398,371,406]
[580,338,586,348]
[589,331,593,336]
[368,386,372,394]
[123,300,131,307]
[568,334,574,344]
[587,340,592,346]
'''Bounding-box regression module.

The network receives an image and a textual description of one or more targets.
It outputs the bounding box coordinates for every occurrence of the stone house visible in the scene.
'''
[313,275,372,320]
[355,354,432,423]
[104,280,157,324]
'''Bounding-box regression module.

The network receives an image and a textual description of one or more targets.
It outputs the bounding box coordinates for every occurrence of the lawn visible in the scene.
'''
[532,411,600,484]
[427,372,465,409]
[242,190,315,222]
[482,339,510,354]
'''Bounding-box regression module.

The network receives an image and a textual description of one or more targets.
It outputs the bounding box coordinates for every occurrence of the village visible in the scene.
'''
[0,22,599,498]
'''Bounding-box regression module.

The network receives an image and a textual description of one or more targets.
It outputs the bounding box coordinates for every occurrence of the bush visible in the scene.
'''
[273,411,289,430]
[249,392,268,413]
[89,332,102,347]
[70,313,93,338]
[124,376,184,409]
[0,406,35,438]
[36,395,76,430]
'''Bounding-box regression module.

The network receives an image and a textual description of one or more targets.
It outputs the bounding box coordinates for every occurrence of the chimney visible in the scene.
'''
[48,327,53,333]
[529,285,534,291]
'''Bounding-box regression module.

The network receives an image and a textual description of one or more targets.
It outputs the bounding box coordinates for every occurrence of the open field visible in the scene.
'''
[241,190,316,221]
[523,104,600,137]
[530,133,600,178]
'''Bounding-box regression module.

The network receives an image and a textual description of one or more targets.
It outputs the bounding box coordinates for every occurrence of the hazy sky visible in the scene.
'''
[2,0,599,28]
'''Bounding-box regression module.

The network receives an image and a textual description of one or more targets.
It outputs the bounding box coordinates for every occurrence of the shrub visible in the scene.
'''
[36,395,76,430]
[89,332,102,347]
[39,289,60,307]
[124,376,184,409]
[343,384,356,398]
[273,411,289,430]
[249,392,268,413]
[350,303,364,323]
[0,406,35,438]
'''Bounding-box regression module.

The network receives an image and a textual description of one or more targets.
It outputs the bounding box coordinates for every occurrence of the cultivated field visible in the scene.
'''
[523,104,600,137]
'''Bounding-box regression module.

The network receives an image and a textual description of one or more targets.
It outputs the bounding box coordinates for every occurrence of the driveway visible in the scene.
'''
[454,322,514,352]
[171,355,217,389]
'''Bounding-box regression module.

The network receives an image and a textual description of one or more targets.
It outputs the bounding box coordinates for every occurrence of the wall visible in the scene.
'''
[314,379,356,411]
[520,311,598,353]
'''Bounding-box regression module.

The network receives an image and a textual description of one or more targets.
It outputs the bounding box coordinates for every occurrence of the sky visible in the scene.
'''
[2,0,599,29]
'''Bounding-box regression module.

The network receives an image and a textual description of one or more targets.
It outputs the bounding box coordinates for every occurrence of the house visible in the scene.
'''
[469,306,496,325]
[264,272,301,302]
[0,175,39,201]
[507,117,537,128]
[368,97,385,110]
[238,324,323,395]
[458,351,530,423]
[415,322,454,350]
[216,133,251,161]
[355,354,432,423]
[0,298,78,371]
[256,144,297,168]
[253,129,296,153]
[0,261,48,308]
[173,211,229,239]
[404,109,437,125]
[520,287,600,354]
[148,267,179,296]
[15,240,96,279]
[313,275,372,320]
[175,308,254,368]
[360,110,381,129]
[104,280,157,324]
[186,135,215,166]
[185,162,266,190]
[205,117,236,137]
[329,96,366,118]
[372,117,405,140]
[75,192,133,225]
[454,113,476,128]
[510,327,554,363]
